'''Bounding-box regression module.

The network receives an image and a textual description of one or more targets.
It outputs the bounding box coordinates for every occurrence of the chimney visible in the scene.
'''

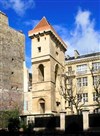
[65,55,70,60]
[74,50,79,58]
[0,11,8,25]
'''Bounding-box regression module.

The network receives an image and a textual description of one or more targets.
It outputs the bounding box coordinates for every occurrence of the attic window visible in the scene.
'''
[37,37,40,42]
[38,47,41,52]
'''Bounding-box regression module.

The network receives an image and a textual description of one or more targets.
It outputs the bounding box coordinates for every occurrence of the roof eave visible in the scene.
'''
[28,28,67,50]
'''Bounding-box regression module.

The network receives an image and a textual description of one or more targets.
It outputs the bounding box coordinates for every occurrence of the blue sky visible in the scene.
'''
[0,0,100,71]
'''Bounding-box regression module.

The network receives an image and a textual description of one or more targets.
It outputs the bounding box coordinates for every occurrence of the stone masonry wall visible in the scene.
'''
[0,11,25,112]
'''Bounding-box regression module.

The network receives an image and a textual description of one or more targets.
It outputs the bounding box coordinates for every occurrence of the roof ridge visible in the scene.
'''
[33,16,50,31]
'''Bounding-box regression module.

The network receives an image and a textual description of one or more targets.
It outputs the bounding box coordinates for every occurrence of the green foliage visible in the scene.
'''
[8,117,20,132]
[20,120,27,131]
[0,109,19,129]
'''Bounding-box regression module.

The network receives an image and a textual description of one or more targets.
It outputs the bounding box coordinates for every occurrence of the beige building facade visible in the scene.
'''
[28,17,67,115]
[24,17,100,116]
[65,51,100,114]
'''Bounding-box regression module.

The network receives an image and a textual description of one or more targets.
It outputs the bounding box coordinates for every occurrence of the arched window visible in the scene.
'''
[39,98,45,114]
[38,64,44,81]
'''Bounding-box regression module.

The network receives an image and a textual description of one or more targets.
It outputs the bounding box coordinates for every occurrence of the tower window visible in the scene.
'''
[56,52,58,56]
[39,98,45,114]
[38,47,41,52]
[37,37,40,42]
[38,64,44,81]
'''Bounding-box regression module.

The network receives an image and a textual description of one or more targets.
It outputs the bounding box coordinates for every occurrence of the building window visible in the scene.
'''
[76,64,87,73]
[39,98,45,114]
[38,64,44,81]
[92,62,100,71]
[77,94,82,102]
[56,51,58,56]
[37,37,40,42]
[83,93,88,102]
[55,64,59,82]
[77,93,88,103]
[93,92,97,101]
[38,47,41,52]
[93,76,100,85]
[68,66,72,73]
[77,77,88,87]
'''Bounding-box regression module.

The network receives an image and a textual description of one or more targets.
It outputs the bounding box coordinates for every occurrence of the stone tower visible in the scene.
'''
[28,17,67,114]
[0,11,25,112]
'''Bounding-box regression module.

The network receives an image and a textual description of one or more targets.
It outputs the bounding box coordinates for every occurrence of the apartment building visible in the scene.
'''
[65,51,100,114]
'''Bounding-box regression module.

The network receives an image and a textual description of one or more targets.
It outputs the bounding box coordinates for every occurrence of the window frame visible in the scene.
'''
[93,92,97,101]
[92,62,100,71]
[76,64,87,73]
[77,77,88,87]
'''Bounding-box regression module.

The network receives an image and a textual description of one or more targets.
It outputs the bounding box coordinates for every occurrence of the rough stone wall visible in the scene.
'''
[0,11,25,112]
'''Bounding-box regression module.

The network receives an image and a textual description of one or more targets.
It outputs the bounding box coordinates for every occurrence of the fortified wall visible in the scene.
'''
[0,11,25,111]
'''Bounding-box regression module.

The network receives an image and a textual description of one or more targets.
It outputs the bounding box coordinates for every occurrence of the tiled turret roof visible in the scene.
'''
[28,17,67,49]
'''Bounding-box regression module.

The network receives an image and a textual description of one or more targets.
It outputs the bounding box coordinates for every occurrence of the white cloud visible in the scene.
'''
[75,9,91,29]
[54,9,100,56]
[0,0,35,16]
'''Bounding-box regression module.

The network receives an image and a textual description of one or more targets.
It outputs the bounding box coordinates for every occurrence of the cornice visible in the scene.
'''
[65,56,100,65]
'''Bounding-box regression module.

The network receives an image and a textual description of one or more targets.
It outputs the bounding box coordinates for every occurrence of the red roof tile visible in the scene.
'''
[28,17,67,49]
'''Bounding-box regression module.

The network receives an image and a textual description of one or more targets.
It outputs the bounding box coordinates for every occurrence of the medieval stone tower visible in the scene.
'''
[28,17,67,114]
[0,11,25,111]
